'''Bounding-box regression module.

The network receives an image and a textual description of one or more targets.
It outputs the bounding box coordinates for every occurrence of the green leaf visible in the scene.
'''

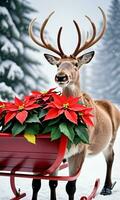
[47,117,60,126]
[26,114,40,123]
[75,124,89,144]
[24,124,39,135]
[67,140,72,150]
[67,125,75,141]
[42,125,53,134]
[39,109,47,119]
[73,136,82,145]
[51,126,61,141]
[59,122,74,142]
[2,121,12,132]
[12,122,26,136]
[38,124,44,133]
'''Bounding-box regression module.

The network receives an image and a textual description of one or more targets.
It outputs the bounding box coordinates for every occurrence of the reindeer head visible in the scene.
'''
[29,8,106,88]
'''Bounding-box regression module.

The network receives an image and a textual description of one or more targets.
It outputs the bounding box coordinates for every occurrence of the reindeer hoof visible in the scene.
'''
[100,186,112,195]
[100,181,116,195]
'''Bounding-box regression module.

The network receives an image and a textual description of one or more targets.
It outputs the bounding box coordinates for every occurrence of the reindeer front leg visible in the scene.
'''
[49,169,59,200]
[32,179,41,200]
[49,180,58,200]
[66,148,86,200]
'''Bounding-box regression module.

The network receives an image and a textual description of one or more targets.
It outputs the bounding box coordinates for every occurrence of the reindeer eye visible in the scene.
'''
[56,64,60,68]
[74,62,78,67]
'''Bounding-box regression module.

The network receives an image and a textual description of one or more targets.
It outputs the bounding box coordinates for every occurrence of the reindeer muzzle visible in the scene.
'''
[55,74,68,83]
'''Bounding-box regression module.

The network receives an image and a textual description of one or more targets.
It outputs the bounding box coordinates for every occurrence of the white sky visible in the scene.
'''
[30,0,111,53]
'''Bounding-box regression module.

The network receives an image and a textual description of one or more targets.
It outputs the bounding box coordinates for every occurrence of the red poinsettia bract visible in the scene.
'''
[79,107,94,126]
[4,97,40,125]
[44,94,89,124]
[0,102,6,116]
[28,88,56,103]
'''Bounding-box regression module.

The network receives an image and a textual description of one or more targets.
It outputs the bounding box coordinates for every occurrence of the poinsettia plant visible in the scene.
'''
[0,88,94,149]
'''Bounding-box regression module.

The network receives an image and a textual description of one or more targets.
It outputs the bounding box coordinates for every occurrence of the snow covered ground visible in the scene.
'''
[0,129,120,200]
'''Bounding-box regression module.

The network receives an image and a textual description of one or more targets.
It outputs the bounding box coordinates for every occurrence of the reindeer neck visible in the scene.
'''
[62,82,81,97]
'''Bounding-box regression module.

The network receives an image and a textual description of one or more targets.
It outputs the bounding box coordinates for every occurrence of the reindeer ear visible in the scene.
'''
[44,54,60,65]
[77,51,95,66]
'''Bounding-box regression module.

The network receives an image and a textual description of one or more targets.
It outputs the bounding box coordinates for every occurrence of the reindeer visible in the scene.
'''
[29,8,120,200]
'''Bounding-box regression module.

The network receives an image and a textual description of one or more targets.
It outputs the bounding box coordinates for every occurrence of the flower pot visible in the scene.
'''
[0,133,67,175]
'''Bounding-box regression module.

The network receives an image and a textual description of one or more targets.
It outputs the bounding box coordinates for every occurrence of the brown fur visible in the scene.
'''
[65,90,120,177]
[52,59,120,181]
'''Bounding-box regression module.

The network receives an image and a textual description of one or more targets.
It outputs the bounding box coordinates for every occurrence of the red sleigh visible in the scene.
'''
[0,133,100,200]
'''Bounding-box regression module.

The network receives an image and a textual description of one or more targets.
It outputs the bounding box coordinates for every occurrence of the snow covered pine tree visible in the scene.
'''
[0,0,48,101]
[85,0,120,105]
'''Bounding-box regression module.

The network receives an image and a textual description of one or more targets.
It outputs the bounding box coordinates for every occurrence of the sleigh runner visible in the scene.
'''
[0,132,100,200]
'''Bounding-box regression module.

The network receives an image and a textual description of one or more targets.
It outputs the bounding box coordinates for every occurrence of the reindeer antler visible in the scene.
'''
[29,7,106,58]
[29,12,67,58]
[71,7,106,57]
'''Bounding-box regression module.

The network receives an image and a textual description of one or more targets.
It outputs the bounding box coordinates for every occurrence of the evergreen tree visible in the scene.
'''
[85,0,120,104]
[0,0,48,101]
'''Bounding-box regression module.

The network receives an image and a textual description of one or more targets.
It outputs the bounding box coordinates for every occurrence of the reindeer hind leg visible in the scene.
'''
[66,180,76,200]
[101,141,116,195]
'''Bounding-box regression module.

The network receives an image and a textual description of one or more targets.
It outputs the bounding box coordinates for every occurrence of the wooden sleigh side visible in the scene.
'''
[0,133,67,175]
[0,133,100,200]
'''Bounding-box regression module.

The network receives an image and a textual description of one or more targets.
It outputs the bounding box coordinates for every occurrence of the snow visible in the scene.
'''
[24,48,41,63]
[1,19,8,29]
[11,1,16,10]
[12,14,20,24]
[0,7,20,39]
[22,35,37,49]
[24,75,38,90]
[0,1,49,100]
[0,129,120,199]
[0,82,18,101]
[25,65,41,79]
[1,36,18,55]
[0,60,24,80]
[12,39,24,55]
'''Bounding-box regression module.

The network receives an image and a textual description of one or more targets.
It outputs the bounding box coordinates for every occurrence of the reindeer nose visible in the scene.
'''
[55,74,68,82]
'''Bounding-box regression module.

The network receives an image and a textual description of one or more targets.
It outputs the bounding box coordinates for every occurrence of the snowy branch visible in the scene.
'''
[1,36,18,55]
[0,6,20,38]
[0,60,24,80]
[0,82,18,101]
